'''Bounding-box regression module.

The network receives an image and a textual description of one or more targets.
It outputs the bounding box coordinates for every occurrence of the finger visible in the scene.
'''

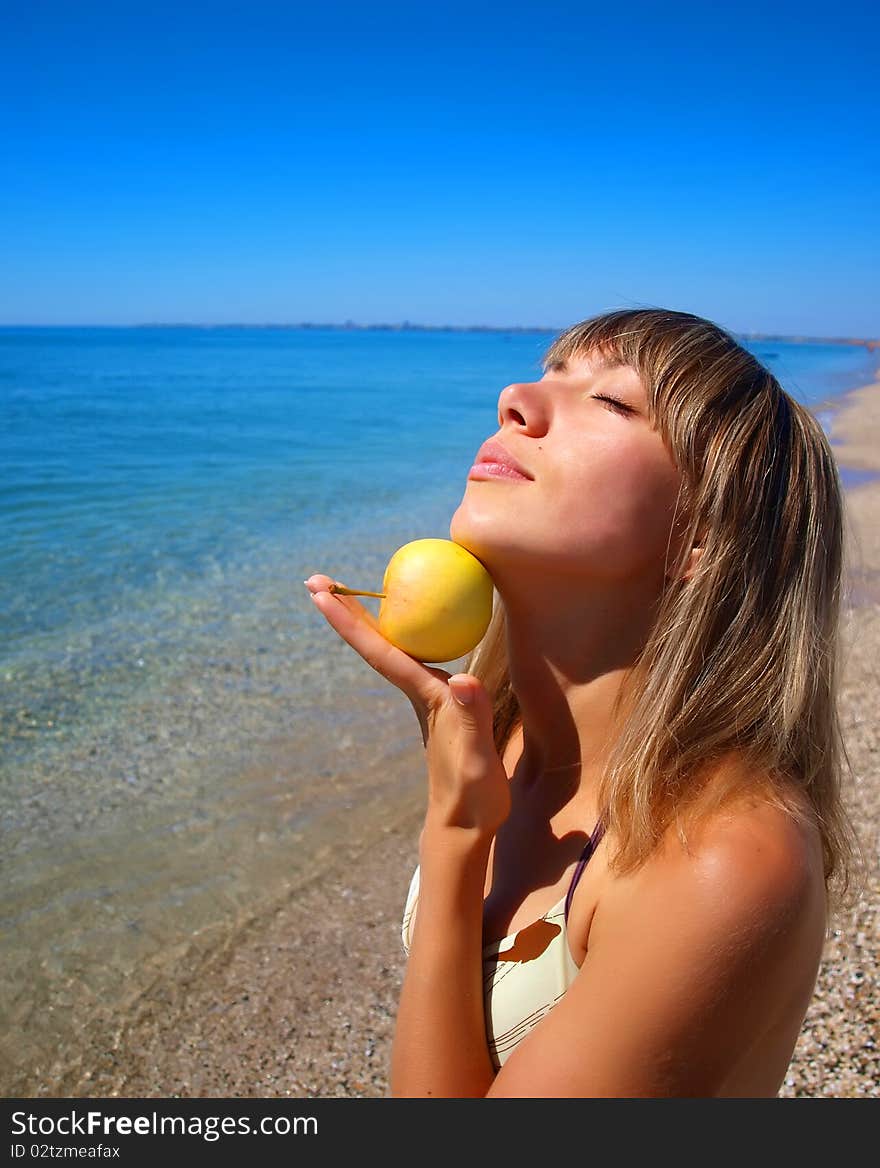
[304,574,339,593]
[308,586,447,708]
[447,675,499,757]
[304,574,381,633]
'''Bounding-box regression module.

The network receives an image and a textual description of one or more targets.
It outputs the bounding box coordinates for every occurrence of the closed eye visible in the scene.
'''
[593,393,634,415]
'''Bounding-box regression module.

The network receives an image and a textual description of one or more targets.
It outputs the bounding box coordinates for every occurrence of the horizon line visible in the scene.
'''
[0,322,878,346]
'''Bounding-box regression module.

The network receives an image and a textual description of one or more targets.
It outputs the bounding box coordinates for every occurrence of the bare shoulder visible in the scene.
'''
[685,792,821,897]
[596,781,826,949]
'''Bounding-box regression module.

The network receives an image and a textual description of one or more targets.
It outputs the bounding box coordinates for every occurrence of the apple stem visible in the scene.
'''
[328,585,386,599]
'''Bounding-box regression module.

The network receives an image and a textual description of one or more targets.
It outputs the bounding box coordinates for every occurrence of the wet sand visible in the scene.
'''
[12,370,880,1100]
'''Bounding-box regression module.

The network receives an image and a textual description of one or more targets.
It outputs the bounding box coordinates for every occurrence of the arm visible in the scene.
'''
[390,823,497,1097]
[484,808,821,1097]
[304,575,511,1097]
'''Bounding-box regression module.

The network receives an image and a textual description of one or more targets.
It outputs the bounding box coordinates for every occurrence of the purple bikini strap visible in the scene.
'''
[563,815,607,926]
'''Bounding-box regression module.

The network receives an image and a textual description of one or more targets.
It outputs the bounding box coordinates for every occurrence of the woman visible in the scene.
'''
[305,308,859,1097]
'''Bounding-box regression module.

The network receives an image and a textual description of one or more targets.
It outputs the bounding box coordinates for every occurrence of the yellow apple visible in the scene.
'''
[329,538,494,663]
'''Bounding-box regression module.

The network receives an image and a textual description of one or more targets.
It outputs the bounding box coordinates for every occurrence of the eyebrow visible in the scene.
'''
[544,354,626,374]
[546,355,643,394]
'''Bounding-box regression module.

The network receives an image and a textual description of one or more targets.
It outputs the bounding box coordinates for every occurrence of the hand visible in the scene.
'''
[305,574,511,836]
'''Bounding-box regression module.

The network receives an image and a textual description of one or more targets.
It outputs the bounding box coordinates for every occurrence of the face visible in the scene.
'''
[450,352,687,587]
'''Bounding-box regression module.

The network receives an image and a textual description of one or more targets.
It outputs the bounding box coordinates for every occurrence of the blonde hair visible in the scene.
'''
[463,307,862,917]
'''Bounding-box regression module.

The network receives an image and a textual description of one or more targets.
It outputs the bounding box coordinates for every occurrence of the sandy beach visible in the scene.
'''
[15,369,880,1100]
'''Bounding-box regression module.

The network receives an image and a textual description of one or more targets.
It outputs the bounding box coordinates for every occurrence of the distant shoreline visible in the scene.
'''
[1,322,878,347]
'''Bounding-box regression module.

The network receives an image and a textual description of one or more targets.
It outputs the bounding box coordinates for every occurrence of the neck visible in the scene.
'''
[496,564,664,803]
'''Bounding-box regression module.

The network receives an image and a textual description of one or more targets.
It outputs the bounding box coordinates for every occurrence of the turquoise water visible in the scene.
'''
[1,325,877,1091]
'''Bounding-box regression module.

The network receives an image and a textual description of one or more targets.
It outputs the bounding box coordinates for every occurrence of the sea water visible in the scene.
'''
[1,326,876,1090]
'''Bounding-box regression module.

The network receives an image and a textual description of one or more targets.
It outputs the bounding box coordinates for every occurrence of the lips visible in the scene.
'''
[472,438,533,480]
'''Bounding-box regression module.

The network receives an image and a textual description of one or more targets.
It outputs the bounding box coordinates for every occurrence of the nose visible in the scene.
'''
[497,379,549,432]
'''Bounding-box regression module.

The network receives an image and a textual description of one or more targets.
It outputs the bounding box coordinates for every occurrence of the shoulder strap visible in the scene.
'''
[563,815,607,926]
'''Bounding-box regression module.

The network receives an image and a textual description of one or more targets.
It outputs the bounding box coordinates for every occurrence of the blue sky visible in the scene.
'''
[2,0,878,334]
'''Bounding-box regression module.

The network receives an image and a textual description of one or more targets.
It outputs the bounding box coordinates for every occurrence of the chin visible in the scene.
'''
[449,497,481,552]
[450,498,511,568]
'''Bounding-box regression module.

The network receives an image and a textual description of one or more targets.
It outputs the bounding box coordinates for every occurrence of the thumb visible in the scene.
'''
[447,674,494,736]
